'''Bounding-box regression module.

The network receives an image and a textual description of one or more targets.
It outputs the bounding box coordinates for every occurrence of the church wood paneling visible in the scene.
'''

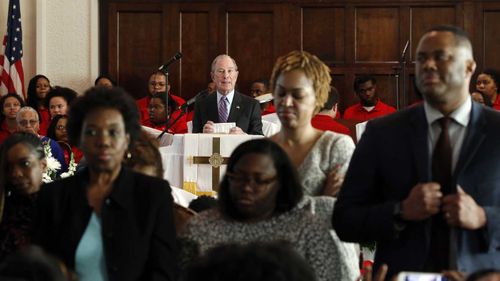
[107,3,165,99]
[355,7,400,63]
[481,3,500,71]
[100,0,500,112]
[225,5,276,95]
[302,7,345,64]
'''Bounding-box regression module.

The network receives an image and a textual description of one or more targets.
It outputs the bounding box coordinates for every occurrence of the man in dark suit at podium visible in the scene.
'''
[192,54,263,135]
[333,25,500,278]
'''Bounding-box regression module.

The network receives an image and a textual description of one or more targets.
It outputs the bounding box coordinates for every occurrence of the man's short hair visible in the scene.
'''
[425,25,472,50]
[210,54,238,72]
[252,79,269,89]
[354,75,376,92]
[321,87,339,111]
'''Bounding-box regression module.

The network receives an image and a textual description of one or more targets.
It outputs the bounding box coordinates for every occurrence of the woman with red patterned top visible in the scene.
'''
[26,75,52,136]
[0,94,24,144]
[47,114,83,164]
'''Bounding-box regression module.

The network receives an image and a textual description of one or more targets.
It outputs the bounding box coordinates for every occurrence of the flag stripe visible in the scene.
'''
[0,0,25,99]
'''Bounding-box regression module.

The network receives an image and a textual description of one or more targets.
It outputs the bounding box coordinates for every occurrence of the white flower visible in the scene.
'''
[60,153,77,179]
[46,156,61,171]
[42,140,62,183]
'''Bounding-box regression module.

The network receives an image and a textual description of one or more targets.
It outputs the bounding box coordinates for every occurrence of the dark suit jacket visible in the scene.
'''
[34,167,177,281]
[192,91,263,135]
[333,103,500,278]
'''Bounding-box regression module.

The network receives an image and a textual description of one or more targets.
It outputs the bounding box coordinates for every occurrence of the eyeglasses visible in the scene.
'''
[148,104,165,111]
[56,125,66,131]
[149,82,166,87]
[214,68,237,77]
[226,172,277,189]
[19,120,38,127]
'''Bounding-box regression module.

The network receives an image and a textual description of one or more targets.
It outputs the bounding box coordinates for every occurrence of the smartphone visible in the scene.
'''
[396,272,448,281]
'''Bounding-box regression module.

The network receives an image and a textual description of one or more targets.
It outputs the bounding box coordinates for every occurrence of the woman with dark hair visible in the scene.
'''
[0,94,24,144]
[180,138,356,281]
[27,75,52,135]
[145,92,188,134]
[476,69,500,110]
[35,87,177,281]
[45,87,78,120]
[94,75,116,88]
[47,115,83,166]
[0,133,46,261]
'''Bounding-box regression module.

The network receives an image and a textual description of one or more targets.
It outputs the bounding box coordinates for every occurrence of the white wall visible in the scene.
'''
[0,0,98,95]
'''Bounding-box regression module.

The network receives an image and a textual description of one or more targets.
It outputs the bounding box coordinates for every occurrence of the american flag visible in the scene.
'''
[0,0,25,98]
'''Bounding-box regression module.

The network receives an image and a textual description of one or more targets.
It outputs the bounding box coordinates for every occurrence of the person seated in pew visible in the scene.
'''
[46,114,84,165]
[94,74,116,89]
[137,70,186,124]
[179,139,357,281]
[343,75,396,122]
[0,93,24,144]
[0,133,46,261]
[26,75,52,136]
[251,79,276,115]
[45,86,77,120]
[192,54,263,135]
[144,91,188,134]
[16,106,67,177]
[475,69,500,110]
[181,242,317,281]
[311,86,351,136]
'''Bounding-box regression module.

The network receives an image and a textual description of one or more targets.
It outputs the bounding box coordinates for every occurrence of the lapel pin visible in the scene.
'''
[236,106,240,109]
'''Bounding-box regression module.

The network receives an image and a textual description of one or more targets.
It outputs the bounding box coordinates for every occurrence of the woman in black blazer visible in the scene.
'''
[34,87,177,281]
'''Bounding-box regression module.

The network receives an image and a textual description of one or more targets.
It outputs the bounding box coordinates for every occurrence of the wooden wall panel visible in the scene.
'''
[409,6,456,61]
[374,75,398,107]
[227,11,275,95]
[116,12,163,99]
[355,7,400,63]
[483,10,500,70]
[302,7,345,63]
[180,12,212,97]
[101,0,500,110]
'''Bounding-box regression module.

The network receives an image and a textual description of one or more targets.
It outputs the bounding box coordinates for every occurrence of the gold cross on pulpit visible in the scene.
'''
[192,137,229,191]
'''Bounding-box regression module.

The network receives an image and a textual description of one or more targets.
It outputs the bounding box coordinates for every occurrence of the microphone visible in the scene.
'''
[159,52,183,72]
[401,40,409,61]
[179,89,209,110]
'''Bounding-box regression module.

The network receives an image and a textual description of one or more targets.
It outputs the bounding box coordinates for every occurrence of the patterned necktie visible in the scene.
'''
[218,96,229,123]
[426,116,457,271]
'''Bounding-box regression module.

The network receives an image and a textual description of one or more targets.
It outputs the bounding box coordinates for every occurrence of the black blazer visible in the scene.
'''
[192,91,263,135]
[34,167,177,281]
[333,103,500,278]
